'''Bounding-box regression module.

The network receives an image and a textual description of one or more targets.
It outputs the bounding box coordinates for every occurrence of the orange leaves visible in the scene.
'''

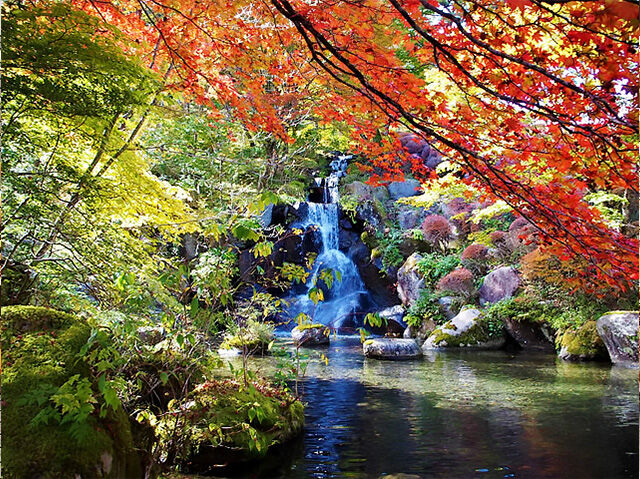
[68,0,639,291]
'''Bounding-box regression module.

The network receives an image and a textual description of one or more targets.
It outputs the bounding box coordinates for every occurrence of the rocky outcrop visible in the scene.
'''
[422,308,505,350]
[397,253,425,307]
[292,324,330,346]
[363,338,423,360]
[596,311,639,366]
[349,242,399,307]
[388,179,421,200]
[503,318,554,352]
[478,266,520,305]
[557,321,608,361]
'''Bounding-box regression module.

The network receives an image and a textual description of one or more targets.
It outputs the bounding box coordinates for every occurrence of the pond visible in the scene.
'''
[226,338,638,479]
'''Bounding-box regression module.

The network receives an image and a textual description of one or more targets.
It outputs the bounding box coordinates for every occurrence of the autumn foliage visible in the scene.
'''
[437,268,475,295]
[28,0,639,292]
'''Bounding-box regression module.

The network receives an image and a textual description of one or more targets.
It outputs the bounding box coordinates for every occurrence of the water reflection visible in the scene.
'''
[226,338,638,478]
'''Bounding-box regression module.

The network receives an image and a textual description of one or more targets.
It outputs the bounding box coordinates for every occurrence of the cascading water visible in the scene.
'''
[287,155,370,330]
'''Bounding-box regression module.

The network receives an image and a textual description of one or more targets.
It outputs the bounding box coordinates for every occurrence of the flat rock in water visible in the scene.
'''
[363,338,422,360]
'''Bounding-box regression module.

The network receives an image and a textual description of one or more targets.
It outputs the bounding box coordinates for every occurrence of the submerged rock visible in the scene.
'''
[363,338,423,360]
[478,266,520,305]
[397,253,425,307]
[292,324,330,346]
[422,308,505,350]
[558,321,608,361]
[596,311,639,366]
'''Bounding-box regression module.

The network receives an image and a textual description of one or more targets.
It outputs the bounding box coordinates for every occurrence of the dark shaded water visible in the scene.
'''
[238,338,639,479]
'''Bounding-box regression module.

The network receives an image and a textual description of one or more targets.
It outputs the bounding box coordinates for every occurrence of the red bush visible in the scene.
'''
[489,231,507,244]
[421,214,453,247]
[461,243,489,261]
[437,268,474,294]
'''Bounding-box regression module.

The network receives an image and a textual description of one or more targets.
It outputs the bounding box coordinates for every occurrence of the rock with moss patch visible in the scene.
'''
[558,321,608,361]
[363,338,423,360]
[596,311,639,366]
[168,380,304,475]
[422,308,505,350]
[1,306,143,478]
[292,324,330,346]
[397,253,425,307]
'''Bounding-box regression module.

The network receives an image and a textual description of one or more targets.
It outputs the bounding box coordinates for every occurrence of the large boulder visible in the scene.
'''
[596,311,639,366]
[503,318,555,352]
[387,179,421,200]
[396,206,423,230]
[292,324,330,346]
[363,338,423,360]
[557,321,608,361]
[344,181,373,199]
[478,266,520,305]
[397,253,425,307]
[422,308,505,350]
[373,185,390,202]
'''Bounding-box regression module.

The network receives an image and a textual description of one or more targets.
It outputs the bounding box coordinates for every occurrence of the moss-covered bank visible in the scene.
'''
[1,306,143,478]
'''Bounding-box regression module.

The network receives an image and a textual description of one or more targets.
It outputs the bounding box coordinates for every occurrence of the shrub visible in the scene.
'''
[415,253,459,284]
[461,243,490,275]
[405,290,446,328]
[220,319,274,353]
[461,243,489,261]
[445,197,474,237]
[437,268,474,295]
[421,215,453,251]
[489,230,507,245]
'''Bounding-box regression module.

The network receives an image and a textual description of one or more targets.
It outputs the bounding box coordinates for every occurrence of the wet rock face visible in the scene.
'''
[596,311,639,366]
[422,308,505,350]
[349,242,399,308]
[478,266,521,305]
[363,338,423,360]
[503,318,555,352]
[397,253,425,307]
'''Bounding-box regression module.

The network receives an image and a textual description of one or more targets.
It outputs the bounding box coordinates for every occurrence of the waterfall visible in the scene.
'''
[287,155,371,330]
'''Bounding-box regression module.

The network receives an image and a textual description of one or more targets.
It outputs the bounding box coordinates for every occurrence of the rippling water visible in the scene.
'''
[224,338,639,479]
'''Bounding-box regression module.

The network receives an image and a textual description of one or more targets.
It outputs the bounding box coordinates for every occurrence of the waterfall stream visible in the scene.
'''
[286,155,370,330]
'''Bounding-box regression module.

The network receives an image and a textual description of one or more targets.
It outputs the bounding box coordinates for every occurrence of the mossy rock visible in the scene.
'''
[422,308,504,350]
[165,380,304,474]
[557,321,608,361]
[1,306,143,478]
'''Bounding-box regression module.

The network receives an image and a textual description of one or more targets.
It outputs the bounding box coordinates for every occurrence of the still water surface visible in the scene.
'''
[229,338,638,479]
